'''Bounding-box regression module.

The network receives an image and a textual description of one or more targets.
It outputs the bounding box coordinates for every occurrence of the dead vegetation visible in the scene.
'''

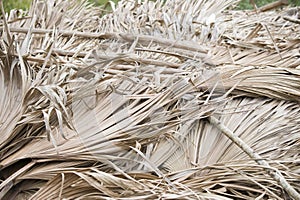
[0,0,300,199]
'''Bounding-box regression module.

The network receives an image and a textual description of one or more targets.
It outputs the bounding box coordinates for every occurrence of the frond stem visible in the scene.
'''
[208,116,300,200]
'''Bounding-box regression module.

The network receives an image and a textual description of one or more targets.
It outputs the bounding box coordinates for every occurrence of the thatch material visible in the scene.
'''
[0,0,300,199]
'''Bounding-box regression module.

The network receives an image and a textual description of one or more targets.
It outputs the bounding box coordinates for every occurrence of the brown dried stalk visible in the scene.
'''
[257,0,288,12]
[209,116,300,200]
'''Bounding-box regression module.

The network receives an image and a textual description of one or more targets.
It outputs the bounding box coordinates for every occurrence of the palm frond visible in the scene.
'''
[0,0,300,199]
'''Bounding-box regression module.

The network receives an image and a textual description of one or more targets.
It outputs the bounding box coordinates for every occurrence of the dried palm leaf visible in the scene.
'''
[0,0,300,199]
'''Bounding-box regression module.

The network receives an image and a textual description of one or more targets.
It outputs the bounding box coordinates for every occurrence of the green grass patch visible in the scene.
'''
[90,0,118,6]
[237,0,300,9]
[2,0,119,12]
[3,0,31,12]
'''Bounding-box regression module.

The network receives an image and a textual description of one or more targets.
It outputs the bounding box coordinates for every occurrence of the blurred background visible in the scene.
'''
[3,0,300,12]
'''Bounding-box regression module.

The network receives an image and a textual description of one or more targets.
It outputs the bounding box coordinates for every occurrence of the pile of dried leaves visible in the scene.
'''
[0,0,300,199]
